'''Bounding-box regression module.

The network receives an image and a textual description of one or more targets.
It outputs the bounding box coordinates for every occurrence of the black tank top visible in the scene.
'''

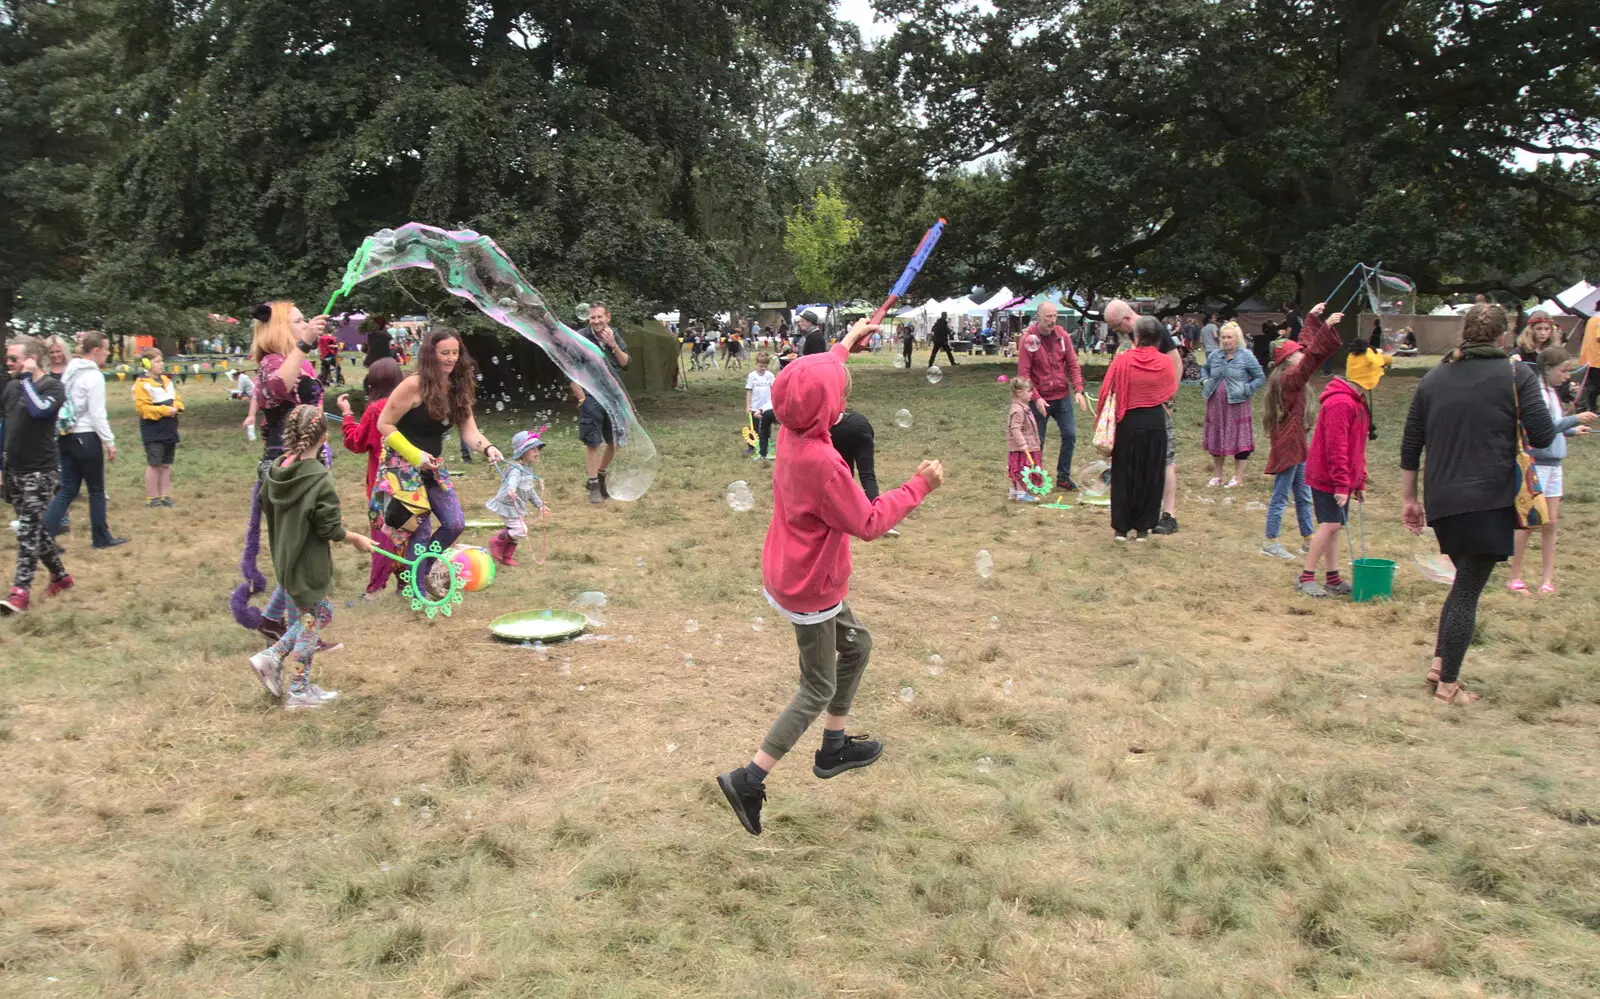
[396,402,449,459]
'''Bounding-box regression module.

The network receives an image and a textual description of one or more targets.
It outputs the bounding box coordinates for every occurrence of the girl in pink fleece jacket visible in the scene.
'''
[718,319,944,837]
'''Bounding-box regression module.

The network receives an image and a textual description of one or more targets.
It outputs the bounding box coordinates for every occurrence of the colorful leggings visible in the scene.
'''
[270,597,333,693]
[10,470,66,589]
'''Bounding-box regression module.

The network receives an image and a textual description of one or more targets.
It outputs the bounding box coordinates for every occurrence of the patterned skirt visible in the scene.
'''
[1203,390,1255,457]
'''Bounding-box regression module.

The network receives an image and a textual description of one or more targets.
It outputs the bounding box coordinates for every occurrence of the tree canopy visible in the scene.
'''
[842,0,1600,311]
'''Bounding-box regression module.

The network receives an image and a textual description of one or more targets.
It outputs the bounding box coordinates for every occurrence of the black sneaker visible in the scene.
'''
[813,734,883,779]
[587,478,604,504]
[93,537,129,549]
[1152,512,1179,535]
[716,769,766,835]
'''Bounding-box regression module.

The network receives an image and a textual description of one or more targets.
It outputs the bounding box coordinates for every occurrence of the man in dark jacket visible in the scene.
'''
[928,312,957,367]
[796,310,828,356]
[2,336,71,614]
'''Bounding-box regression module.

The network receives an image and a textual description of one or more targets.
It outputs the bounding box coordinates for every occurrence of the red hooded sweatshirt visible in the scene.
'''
[763,345,932,613]
[1015,322,1083,402]
[1305,377,1370,495]
[341,400,385,497]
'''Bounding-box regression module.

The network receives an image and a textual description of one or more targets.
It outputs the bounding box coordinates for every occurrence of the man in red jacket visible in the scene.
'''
[1299,373,1371,597]
[1016,301,1089,489]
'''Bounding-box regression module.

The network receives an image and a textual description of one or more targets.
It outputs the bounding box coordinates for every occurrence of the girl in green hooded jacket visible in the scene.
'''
[249,405,374,709]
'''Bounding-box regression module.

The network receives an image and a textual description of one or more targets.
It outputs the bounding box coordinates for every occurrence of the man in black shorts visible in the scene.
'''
[574,302,630,504]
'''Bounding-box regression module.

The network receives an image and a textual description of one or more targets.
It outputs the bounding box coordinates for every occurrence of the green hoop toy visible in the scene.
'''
[371,541,465,618]
[1020,465,1054,498]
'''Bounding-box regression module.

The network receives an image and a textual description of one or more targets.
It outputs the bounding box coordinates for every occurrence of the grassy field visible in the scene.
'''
[2,348,1598,999]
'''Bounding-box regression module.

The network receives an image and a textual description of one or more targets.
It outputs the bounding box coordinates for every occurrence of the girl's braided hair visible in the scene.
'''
[281,404,327,458]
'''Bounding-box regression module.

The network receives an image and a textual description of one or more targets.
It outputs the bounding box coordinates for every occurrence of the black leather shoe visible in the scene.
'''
[93,537,129,549]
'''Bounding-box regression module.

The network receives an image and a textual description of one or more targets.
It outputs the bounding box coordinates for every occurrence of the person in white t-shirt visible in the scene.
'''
[745,351,778,460]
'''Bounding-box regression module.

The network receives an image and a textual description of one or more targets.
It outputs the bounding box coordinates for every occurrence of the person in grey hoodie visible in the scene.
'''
[1508,347,1596,594]
[45,333,126,549]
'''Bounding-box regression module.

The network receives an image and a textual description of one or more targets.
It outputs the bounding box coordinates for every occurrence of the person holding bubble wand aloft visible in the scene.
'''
[717,318,944,836]
[378,328,503,597]
[1260,302,1345,562]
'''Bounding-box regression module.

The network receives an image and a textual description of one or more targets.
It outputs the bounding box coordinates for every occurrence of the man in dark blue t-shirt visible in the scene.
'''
[573,302,630,504]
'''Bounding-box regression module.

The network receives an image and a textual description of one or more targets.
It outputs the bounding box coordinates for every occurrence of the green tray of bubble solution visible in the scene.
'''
[489,609,589,643]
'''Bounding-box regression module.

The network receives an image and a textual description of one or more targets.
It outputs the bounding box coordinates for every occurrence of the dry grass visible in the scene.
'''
[1,351,1598,998]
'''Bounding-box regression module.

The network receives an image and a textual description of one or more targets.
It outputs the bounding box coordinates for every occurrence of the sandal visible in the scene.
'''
[1506,579,1530,594]
[1433,681,1480,706]
[1425,659,1441,686]
[1539,583,1556,595]
[1206,477,1222,488]
[1224,478,1241,488]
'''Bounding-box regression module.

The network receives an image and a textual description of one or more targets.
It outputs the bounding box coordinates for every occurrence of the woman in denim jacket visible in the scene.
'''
[1202,321,1265,487]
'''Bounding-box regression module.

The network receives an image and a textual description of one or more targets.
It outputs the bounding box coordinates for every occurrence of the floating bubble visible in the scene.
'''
[1023,333,1041,353]
[1245,501,1266,511]
[926,365,943,385]
[684,619,699,633]
[1413,553,1455,584]
[975,549,994,578]
[491,356,500,365]
[726,480,755,512]
[666,742,678,753]
[899,686,916,703]
[893,409,913,429]
[325,224,658,499]
[1078,460,1112,498]
[574,591,607,608]
[927,663,942,677]
[892,355,906,368]
[750,616,765,633]
[927,654,944,667]
[845,629,857,643]
[975,756,995,773]
[635,556,646,568]
[495,400,505,412]
[988,615,1000,630]
[1002,678,1013,696]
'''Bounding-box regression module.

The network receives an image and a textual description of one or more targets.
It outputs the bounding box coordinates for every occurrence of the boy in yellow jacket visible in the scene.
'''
[132,348,184,507]
[1344,341,1392,442]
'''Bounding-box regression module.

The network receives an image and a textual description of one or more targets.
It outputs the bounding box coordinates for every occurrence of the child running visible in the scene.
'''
[249,405,373,709]
[1006,376,1043,502]
[717,319,944,836]
[337,358,403,599]
[132,348,183,508]
[1299,333,1372,598]
[1508,347,1596,594]
[1260,303,1344,561]
[486,428,549,567]
[745,351,777,460]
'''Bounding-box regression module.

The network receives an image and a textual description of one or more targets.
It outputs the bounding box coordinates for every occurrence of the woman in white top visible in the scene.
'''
[44,333,126,548]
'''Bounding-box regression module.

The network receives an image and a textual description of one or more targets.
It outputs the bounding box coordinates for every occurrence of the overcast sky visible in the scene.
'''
[838,0,894,42]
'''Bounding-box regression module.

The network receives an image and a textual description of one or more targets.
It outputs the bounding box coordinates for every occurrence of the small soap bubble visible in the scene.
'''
[1023,333,1041,353]
[927,654,944,667]
[726,480,755,512]
[926,365,943,385]
[927,663,943,677]
[892,354,906,368]
[893,408,913,429]
[635,556,646,568]
[899,686,916,703]
[495,400,505,412]
[975,756,995,774]
[989,615,1000,630]
[750,617,765,633]
[1002,678,1014,696]
[684,619,699,633]
[419,805,431,819]
[1246,500,1265,511]
[845,629,857,643]
[666,742,678,753]
[392,797,402,807]
[975,549,994,578]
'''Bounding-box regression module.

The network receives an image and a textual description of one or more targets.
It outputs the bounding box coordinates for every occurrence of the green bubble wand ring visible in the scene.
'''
[370,540,465,618]
[1022,465,1074,510]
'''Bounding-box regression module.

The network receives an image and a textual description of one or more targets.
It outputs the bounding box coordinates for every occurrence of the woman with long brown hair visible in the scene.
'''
[378,328,503,594]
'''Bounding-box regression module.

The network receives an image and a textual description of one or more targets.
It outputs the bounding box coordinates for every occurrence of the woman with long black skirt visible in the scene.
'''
[1097,317,1179,541]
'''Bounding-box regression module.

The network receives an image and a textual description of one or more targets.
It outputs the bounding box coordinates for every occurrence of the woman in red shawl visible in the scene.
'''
[1097,316,1179,540]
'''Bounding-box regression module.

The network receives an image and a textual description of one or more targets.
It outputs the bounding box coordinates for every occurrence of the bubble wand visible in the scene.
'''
[854,218,947,352]
[369,541,465,618]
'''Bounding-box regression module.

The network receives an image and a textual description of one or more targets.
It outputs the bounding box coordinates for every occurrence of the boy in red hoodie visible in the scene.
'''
[718,319,944,836]
[1299,366,1371,597]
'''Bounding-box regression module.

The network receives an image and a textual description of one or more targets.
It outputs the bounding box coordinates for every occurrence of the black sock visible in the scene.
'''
[741,761,769,784]
[821,729,847,753]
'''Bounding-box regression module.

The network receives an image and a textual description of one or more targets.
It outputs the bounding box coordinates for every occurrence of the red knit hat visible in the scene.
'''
[1272,339,1304,366]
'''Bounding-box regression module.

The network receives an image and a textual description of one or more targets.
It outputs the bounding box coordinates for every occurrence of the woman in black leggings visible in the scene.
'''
[1400,305,1556,705]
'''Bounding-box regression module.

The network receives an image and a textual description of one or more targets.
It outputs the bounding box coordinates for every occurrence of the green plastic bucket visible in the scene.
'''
[1351,558,1397,602]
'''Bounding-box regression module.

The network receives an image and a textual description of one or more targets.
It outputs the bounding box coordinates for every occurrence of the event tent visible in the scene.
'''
[1533,280,1599,318]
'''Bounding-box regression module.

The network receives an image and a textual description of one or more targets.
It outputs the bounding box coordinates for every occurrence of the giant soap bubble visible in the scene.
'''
[326,224,658,500]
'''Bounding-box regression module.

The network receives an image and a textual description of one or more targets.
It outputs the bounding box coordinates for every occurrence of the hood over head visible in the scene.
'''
[771,349,846,440]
